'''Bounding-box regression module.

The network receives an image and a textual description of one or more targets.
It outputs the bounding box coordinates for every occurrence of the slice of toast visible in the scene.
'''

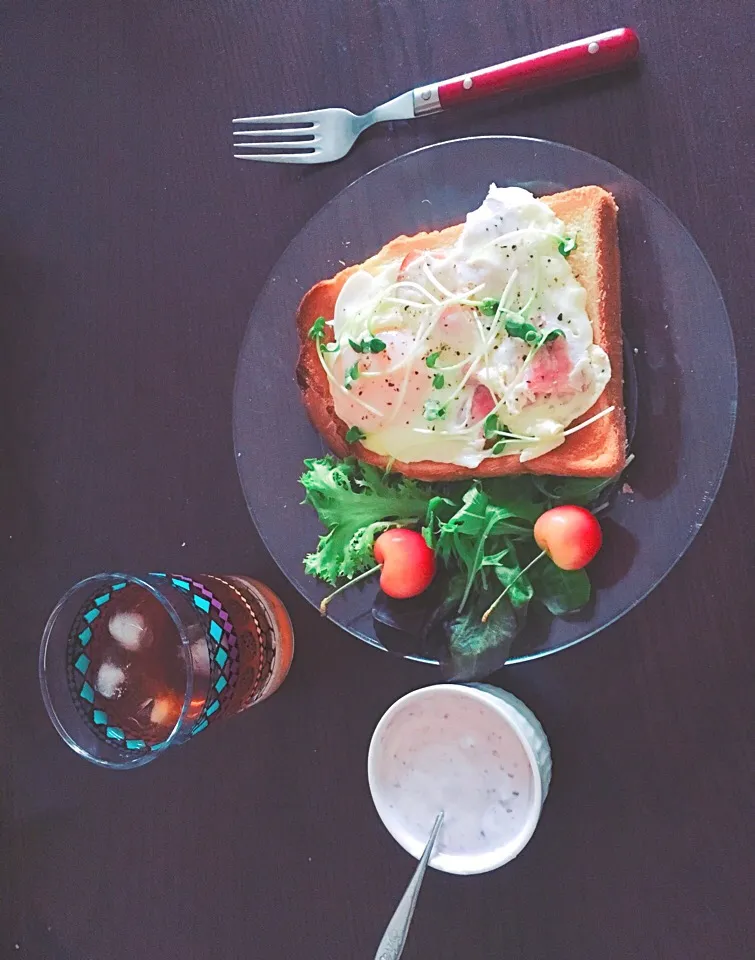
[296,186,625,480]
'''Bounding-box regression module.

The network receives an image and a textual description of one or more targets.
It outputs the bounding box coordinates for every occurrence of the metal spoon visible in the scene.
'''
[374,812,444,960]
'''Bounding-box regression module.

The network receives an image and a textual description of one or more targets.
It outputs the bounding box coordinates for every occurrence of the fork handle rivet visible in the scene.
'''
[462,76,473,90]
[421,90,432,101]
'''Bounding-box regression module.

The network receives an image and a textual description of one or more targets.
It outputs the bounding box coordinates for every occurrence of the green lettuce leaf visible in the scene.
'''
[300,457,433,584]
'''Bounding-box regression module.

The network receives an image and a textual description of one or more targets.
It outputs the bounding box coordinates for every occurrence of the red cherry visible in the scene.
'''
[533,505,603,571]
[373,529,436,599]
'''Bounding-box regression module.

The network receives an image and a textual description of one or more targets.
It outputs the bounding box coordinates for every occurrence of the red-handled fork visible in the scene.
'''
[233,28,639,164]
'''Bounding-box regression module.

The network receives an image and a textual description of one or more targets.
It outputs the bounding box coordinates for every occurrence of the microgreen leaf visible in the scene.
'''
[558,236,577,257]
[308,316,327,340]
[425,352,441,369]
[505,318,541,344]
[483,414,499,440]
[479,298,500,317]
[349,336,386,354]
[543,329,565,343]
[320,341,340,353]
[344,362,360,390]
[344,426,366,444]
[423,399,447,421]
[433,373,445,389]
[492,440,508,455]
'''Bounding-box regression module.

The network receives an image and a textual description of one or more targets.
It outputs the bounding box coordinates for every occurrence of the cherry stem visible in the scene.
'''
[481,550,546,624]
[319,564,382,616]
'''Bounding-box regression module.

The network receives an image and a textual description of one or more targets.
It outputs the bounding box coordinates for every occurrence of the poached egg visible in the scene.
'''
[321,185,612,468]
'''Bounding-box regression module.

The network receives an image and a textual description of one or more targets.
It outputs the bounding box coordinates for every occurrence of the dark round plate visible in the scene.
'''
[233,136,737,664]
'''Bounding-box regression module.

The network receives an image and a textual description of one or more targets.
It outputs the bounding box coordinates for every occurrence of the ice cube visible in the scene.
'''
[108,611,148,651]
[95,661,126,699]
[150,695,181,727]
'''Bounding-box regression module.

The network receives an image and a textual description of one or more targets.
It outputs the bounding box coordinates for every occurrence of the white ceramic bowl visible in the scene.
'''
[368,683,551,875]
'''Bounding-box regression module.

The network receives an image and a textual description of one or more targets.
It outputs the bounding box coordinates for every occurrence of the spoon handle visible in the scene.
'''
[374,813,444,960]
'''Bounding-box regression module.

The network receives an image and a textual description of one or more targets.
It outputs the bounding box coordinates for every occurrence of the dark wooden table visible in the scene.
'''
[3,2,753,958]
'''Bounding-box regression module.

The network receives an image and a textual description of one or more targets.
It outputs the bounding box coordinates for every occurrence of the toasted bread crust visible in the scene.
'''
[296,186,626,479]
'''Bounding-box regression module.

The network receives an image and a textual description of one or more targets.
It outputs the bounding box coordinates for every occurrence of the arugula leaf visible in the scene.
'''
[432,486,538,613]
[489,542,534,608]
[457,511,500,611]
[558,236,577,257]
[422,495,458,553]
[438,485,489,537]
[425,352,441,368]
[307,316,327,340]
[479,298,500,317]
[300,457,433,584]
[345,425,366,444]
[482,478,545,522]
[530,559,590,614]
[532,474,617,507]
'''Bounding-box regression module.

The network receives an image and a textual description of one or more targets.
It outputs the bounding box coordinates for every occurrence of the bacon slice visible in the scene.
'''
[525,337,574,398]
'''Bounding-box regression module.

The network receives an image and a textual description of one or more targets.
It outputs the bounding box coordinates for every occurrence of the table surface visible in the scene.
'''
[3,2,754,958]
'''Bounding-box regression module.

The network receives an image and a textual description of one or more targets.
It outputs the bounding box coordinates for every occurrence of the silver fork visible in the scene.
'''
[233,28,639,164]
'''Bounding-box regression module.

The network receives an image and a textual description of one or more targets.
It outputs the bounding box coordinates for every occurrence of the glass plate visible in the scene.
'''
[233,137,737,664]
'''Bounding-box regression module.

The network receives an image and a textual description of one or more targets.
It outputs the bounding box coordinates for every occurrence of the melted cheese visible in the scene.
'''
[325,185,611,467]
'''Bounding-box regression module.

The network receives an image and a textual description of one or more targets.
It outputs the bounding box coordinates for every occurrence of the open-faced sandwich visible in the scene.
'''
[296,184,625,479]
[296,185,630,679]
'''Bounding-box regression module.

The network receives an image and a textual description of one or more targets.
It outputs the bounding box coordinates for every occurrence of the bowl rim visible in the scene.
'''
[367,683,545,874]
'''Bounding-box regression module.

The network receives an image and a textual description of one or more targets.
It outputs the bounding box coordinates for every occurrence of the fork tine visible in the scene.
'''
[233,152,323,164]
[233,140,321,150]
[232,112,315,125]
[233,128,317,138]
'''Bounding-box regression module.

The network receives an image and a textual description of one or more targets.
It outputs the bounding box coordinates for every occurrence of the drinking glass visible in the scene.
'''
[39,572,294,768]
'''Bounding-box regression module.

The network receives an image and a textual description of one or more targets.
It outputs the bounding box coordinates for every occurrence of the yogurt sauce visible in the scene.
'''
[369,685,545,874]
